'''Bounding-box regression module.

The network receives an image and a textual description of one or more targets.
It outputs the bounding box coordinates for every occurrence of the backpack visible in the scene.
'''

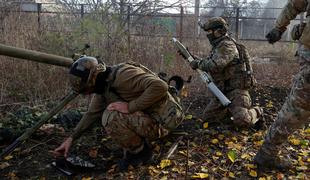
[231,39,257,88]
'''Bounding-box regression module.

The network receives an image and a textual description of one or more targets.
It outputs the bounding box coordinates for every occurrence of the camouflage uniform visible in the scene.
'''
[71,62,184,153]
[197,36,262,127]
[256,0,310,164]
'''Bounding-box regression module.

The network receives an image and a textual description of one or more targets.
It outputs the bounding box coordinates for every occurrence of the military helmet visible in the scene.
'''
[200,17,228,32]
[69,56,106,93]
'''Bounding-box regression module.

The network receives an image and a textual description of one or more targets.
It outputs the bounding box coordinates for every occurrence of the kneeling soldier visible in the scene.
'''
[52,56,184,171]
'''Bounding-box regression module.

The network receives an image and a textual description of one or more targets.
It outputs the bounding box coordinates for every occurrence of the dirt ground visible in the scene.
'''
[0,84,309,180]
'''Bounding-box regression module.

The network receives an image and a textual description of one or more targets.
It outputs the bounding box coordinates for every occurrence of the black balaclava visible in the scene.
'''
[93,66,112,94]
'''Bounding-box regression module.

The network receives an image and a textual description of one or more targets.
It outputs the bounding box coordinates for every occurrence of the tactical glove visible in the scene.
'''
[266,28,284,44]
[190,59,200,70]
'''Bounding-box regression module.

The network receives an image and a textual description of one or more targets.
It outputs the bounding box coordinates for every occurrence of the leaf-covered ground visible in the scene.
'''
[0,85,309,180]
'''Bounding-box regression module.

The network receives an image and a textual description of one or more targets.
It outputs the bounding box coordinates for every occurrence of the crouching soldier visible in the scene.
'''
[52,56,184,171]
[187,17,263,128]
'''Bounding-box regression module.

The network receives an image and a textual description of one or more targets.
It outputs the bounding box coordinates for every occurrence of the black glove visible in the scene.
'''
[190,59,200,70]
[266,28,284,44]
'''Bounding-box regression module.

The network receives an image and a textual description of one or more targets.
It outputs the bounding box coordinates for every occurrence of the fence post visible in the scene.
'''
[37,3,41,31]
[127,5,131,57]
[194,0,200,39]
[80,4,84,18]
[180,6,184,41]
[235,7,240,40]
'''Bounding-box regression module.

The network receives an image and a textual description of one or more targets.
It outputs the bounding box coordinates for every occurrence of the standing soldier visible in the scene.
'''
[254,0,310,171]
[186,17,263,128]
[52,56,184,171]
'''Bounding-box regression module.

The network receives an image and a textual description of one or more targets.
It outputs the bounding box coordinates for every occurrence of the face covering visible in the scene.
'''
[207,32,218,46]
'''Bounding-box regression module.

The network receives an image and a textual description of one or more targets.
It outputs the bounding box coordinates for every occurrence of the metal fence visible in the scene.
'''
[1,2,306,42]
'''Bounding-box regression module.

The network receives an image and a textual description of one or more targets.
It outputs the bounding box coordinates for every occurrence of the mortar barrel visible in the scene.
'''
[0,43,73,67]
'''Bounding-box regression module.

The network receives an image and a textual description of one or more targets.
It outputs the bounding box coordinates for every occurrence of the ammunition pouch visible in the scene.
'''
[291,23,306,40]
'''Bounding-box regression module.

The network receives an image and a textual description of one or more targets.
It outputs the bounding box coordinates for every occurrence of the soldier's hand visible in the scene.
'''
[190,59,200,70]
[107,101,129,114]
[266,28,284,44]
[50,137,73,158]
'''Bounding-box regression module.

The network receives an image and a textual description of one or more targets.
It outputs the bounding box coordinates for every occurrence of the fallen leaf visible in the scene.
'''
[229,172,235,178]
[266,100,273,108]
[296,166,308,171]
[215,151,222,156]
[185,114,192,120]
[227,150,237,163]
[241,153,251,160]
[4,155,13,161]
[191,173,209,179]
[211,139,219,144]
[203,122,208,129]
[249,170,257,177]
[81,177,92,180]
[160,159,171,169]
[160,176,168,180]
[289,138,300,146]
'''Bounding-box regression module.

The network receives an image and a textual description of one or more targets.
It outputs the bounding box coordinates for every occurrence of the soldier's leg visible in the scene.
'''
[227,89,263,128]
[102,110,162,153]
[255,63,310,171]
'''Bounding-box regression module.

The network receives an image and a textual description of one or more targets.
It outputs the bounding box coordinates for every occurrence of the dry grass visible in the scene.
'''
[0,8,300,113]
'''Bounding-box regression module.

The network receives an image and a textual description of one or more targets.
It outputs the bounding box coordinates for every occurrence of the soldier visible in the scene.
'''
[187,17,263,128]
[254,0,310,171]
[51,56,184,171]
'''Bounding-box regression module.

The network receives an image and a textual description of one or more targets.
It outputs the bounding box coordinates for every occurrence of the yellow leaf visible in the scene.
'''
[215,151,222,156]
[289,138,300,146]
[191,173,209,179]
[244,163,256,170]
[254,140,264,146]
[249,170,257,177]
[307,158,310,163]
[160,159,171,169]
[241,153,251,160]
[229,172,235,178]
[266,100,273,108]
[160,176,168,180]
[81,177,92,180]
[185,114,192,120]
[211,139,219,144]
[178,150,187,157]
[296,166,308,171]
[4,155,13,161]
[258,177,267,180]
[203,122,208,129]
[304,128,310,134]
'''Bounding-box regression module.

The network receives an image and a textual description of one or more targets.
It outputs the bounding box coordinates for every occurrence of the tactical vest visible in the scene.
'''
[212,37,256,91]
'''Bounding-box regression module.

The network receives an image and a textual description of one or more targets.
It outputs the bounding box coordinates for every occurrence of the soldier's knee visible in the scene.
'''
[102,110,121,128]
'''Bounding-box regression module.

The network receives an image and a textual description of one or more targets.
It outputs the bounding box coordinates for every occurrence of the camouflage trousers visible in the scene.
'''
[102,94,184,153]
[204,89,262,127]
[260,47,310,156]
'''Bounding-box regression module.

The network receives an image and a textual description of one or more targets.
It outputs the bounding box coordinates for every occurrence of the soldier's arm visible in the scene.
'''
[198,41,239,72]
[71,94,106,140]
[275,0,307,31]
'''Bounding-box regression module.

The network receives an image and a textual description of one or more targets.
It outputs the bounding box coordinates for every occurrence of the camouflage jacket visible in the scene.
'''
[71,63,173,140]
[276,0,310,49]
[198,36,249,92]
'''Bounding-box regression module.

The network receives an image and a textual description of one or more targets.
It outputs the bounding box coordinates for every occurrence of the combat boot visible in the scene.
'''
[118,140,153,172]
[254,149,292,172]
[252,107,266,130]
